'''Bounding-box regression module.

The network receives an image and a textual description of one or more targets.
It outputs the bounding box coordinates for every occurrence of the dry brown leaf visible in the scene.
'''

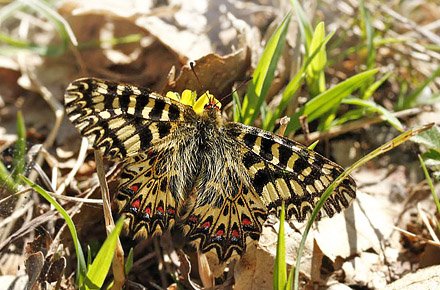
[163,49,250,98]
[315,190,401,261]
[384,264,440,290]
[234,216,314,289]
[342,252,388,288]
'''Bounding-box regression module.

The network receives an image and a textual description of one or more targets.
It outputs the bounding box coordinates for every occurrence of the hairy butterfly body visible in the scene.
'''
[65,77,356,263]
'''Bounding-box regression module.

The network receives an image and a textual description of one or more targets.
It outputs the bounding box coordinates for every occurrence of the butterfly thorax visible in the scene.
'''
[198,106,224,129]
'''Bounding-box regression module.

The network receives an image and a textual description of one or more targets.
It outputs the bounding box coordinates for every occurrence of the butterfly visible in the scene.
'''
[64,77,356,264]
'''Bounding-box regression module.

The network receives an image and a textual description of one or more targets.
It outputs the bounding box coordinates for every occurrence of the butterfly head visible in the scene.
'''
[203,95,221,112]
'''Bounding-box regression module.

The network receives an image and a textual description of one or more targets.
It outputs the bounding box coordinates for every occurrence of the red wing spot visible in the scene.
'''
[232,229,239,237]
[132,199,140,208]
[168,208,175,214]
[216,229,224,236]
[188,217,198,222]
[130,184,139,192]
[157,206,164,213]
[201,221,210,229]
[242,218,252,225]
[145,207,151,215]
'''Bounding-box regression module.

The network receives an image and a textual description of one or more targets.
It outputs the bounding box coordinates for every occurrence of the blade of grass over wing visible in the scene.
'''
[418,155,440,232]
[20,175,88,285]
[85,216,124,290]
[308,140,319,150]
[241,11,292,125]
[12,111,26,184]
[341,98,404,132]
[273,202,287,289]
[293,123,434,290]
[285,69,379,134]
[263,31,335,131]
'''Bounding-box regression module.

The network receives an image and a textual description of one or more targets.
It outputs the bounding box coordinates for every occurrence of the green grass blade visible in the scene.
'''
[341,98,404,132]
[125,247,134,275]
[84,216,124,290]
[24,0,78,47]
[12,111,26,183]
[362,71,392,100]
[241,11,292,125]
[286,265,294,290]
[0,160,18,193]
[0,1,25,23]
[0,32,67,56]
[307,140,319,150]
[233,91,243,123]
[273,202,287,290]
[285,69,379,134]
[78,34,142,50]
[358,0,376,98]
[331,108,373,126]
[263,31,335,131]
[418,155,440,225]
[318,106,338,131]
[20,175,87,284]
[359,0,375,70]
[290,0,313,52]
[87,245,92,269]
[398,65,440,110]
[293,123,434,290]
[306,22,327,96]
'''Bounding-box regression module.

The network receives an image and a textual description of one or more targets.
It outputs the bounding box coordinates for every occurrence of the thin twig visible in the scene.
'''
[278,116,291,136]
[94,150,126,289]
[56,137,88,195]
[417,203,440,243]
[48,192,103,204]
[392,225,440,247]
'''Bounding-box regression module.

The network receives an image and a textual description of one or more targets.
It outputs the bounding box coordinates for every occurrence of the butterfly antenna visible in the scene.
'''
[215,76,253,107]
[190,62,210,102]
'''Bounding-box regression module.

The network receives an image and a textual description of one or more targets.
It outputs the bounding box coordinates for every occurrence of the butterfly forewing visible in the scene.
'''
[64,78,195,160]
[225,122,356,221]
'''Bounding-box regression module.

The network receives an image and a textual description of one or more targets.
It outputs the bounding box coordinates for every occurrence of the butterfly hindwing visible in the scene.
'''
[225,122,356,221]
[116,148,181,237]
[182,162,267,263]
[64,78,195,160]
